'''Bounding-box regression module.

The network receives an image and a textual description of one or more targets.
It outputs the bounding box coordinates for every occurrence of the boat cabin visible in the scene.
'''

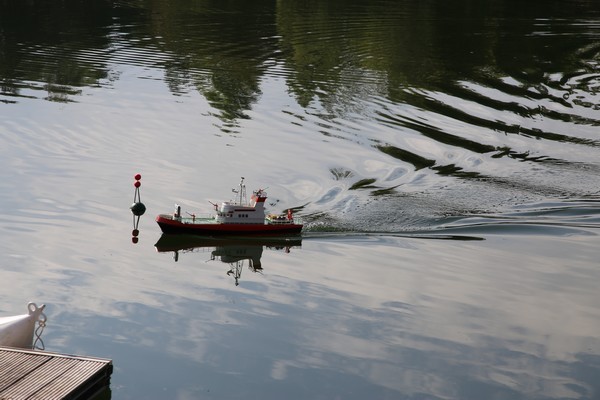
[215,189,267,224]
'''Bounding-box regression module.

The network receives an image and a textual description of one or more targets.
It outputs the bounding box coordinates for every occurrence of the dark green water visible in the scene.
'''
[1,1,599,399]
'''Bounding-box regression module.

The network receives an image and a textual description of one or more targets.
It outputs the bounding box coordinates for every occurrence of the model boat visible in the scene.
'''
[156,178,303,235]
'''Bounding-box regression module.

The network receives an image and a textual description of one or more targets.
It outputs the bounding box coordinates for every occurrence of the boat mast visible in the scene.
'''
[238,177,246,205]
[230,177,248,205]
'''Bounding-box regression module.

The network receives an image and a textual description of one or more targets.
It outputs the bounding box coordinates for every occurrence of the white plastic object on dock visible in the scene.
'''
[0,302,47,349]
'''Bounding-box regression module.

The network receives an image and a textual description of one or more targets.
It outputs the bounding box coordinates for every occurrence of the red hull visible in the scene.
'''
[156,215,303,235]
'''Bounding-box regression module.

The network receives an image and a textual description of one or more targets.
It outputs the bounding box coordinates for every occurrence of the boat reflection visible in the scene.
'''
[154,235,302,286]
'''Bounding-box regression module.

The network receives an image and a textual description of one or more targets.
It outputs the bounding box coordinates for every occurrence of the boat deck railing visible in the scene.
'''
[180,214,215,224]
[162,213,302,226]
[266,217,302,225]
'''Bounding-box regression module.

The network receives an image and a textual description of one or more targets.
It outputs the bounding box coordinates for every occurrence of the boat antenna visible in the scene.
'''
[239,177,246,204]
[231,177,246,204]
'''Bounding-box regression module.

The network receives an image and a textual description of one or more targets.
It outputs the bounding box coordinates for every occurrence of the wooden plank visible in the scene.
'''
[0,347,112,400]
[0,357,76,399]
[0,347,110,363]
[30,359,110,400]
[0,350,50,392]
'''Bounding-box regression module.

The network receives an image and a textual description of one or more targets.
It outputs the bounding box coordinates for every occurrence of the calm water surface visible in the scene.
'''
[1,1,599,399]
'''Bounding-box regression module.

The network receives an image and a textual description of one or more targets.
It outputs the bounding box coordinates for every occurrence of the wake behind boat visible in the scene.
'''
[156,178,303,235]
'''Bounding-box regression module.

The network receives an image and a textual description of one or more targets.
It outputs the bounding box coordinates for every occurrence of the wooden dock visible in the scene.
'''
[0,347,112,400]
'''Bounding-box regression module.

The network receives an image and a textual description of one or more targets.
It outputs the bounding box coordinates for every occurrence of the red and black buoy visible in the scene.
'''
[130,173,146,243]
